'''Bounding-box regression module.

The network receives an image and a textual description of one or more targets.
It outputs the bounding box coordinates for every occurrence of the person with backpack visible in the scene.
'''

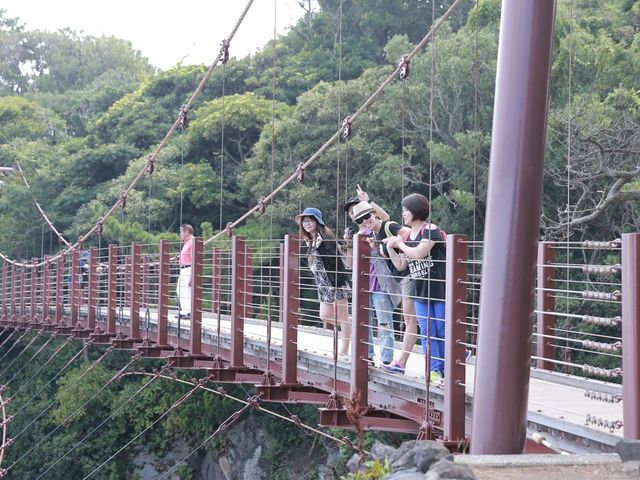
[343,186,390,366]
[350,200,405,366]
[384,193,446,384]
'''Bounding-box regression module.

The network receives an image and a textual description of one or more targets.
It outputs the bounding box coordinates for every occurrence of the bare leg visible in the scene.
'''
[398,296,417,369]
[335,298,350,355]
[319,301,338,354]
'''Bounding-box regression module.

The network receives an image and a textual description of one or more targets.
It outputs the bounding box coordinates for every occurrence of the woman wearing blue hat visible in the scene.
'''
[295,207,352,356]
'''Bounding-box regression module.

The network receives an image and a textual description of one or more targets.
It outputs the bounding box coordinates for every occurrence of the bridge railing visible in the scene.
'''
[0,232,638,441]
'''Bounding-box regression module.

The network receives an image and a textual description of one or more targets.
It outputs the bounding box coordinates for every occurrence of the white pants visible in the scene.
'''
[177,266,192,315]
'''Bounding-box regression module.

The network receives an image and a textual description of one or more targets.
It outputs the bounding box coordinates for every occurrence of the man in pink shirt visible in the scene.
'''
[177,224,194,319]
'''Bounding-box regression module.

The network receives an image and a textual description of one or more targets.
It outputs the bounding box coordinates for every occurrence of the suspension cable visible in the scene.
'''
[3,333,55,387]
[1,0,256,269]
[82,375,209,479]
[5,336,74,401]
[6,350,138,472]
[0,331,42,378]
[10,340,90,420]
[204,0,465,246]
[32,361,173,480]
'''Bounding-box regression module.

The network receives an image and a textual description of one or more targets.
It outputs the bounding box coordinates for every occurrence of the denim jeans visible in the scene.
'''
[415,300,445,375]
[371,291,395,364]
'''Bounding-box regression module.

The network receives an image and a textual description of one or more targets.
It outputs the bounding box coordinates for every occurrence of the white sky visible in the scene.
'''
[1,0,311,70]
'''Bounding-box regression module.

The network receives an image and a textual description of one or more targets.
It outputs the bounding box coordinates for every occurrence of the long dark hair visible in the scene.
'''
[298,217,336,252]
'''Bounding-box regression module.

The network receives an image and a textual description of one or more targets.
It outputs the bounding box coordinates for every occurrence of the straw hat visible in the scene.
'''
[352,201,375,221]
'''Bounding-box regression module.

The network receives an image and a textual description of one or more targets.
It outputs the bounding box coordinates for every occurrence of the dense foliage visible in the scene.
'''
[1,1,638,260]
[0,337,351,478]
[0,1,638,476]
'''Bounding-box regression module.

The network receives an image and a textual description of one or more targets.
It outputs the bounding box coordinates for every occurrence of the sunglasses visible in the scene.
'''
[355,212,373,225]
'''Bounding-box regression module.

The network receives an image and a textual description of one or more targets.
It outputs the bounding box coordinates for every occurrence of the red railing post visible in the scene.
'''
[19,265,27,325]
[279,242,285,324]
[157,240,170,346]
[622,232,640,439]
[536,242,556,370]
[211,248,220,315]
[444,234,468,442]
[130,243,141,339]
[55,257,64,324]
[124,254,132,310]
[70,249,80,325]
[10,265,17,323]
[42,257,51,324]
[281,234,300,385]
[106,244,118,334]
[351,233,370,406]
[87,247,98,330]
[230,236,247,368]
[1,263,7,323]
[190,237,204,355]
[244,244,253,322]
[30,258,38,325]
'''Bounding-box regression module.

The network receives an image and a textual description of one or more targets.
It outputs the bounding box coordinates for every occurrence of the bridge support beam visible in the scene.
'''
[622,233,640,439]
[471,0,556,454]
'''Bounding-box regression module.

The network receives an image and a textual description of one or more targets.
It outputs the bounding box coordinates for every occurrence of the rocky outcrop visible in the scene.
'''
[347,440,476,480]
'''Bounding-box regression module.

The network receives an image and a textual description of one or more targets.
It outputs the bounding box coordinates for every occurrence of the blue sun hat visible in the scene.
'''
[295,207,325,226]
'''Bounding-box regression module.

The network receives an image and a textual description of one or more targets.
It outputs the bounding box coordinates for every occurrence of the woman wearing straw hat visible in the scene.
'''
[296,207,352,356]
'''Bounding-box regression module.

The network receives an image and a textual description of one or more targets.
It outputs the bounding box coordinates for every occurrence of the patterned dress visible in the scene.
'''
[307,240,351,304]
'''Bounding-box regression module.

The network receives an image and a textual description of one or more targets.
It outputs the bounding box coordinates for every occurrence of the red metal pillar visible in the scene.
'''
[30,258,38,325]
[19,266,27,325]
[444,234,468,442]
[211,248,220,314]
[129,243,141,339]
[351,234,370,406]
[1,263,7,323]
[281,234,300,385]
[230,236,247,368]
[10,265,17,323]
[471,0,556,455]
[190,237,203,355]
[87,247,98,330]
[536,242,556,370]
[622,233,640,439]
[106,244,118,334]
[70,249,80,325]
[55,257,64,324]
[279,242,284,324]
[124,254,132,310]
[244,245,253,322]
[42,257,51,324]
[157,240,170,346]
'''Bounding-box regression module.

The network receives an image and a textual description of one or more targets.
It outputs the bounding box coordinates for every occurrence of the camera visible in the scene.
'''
[344,227,355,239]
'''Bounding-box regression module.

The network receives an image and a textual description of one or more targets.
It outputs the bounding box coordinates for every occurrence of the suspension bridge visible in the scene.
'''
[0,0,639,477]
[0,233,636,456]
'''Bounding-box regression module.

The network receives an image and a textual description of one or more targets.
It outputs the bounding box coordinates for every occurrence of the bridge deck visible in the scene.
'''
[154,308,623,453]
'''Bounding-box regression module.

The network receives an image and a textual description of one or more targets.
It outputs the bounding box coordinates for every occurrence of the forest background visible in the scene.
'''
[0,0,639,478]
[0,0,638,259]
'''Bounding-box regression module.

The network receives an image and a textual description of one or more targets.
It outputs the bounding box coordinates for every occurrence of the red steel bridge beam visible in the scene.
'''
[471,0,556,454]
[622,233,640,438]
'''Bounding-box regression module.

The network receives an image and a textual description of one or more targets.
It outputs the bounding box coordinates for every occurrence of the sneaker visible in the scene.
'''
[382,360,405,375]
[430,371,443,385]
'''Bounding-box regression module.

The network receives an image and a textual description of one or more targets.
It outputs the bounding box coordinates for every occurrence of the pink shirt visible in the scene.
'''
[180,236,193,266]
